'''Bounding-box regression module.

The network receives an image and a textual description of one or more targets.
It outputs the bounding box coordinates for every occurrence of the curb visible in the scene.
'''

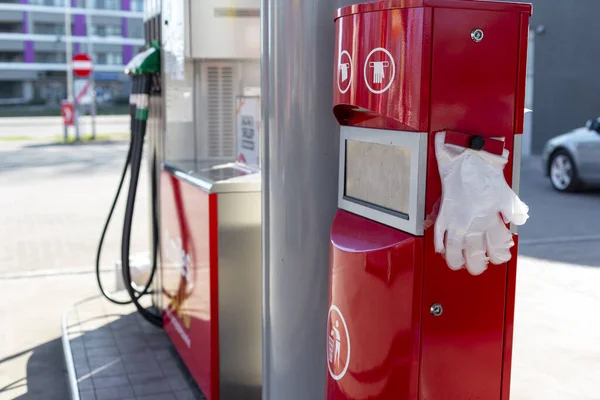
[61,309,81,400]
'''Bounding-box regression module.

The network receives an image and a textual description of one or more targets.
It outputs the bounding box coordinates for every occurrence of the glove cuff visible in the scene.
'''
[444,130,505,156]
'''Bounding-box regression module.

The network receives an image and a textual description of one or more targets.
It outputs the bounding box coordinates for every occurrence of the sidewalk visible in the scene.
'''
[0,115,129,139]
[62,295,205,400]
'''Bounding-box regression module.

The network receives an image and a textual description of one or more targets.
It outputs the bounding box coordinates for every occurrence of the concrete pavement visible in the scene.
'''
[0,274,102,399]
[0,116,129,139]
[0,140,149,275]
[0,140,151,399]
[512,256,600,400]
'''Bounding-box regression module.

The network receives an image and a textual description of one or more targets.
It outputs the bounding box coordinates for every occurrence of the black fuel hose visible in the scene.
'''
[120,74,163,327]
[95,75,156,306]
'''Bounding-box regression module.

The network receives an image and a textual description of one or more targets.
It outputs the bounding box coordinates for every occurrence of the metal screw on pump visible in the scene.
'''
[471,28,484,43]
[430,303,444,317]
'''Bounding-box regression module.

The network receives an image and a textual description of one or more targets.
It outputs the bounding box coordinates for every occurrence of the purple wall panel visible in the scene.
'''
[74,15,86,36]
[24,42,34,63]
[123,45,133,64]
[21,1,33,62]
[122,0,131,64]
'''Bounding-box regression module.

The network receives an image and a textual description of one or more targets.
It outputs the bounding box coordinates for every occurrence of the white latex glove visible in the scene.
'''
[434,132,529,275]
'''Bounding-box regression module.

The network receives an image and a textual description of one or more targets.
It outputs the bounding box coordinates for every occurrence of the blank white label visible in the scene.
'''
[345,140,412,215]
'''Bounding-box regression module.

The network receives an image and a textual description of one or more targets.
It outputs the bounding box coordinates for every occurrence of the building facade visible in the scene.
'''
[525,0,600,154]
[0,0,144,105]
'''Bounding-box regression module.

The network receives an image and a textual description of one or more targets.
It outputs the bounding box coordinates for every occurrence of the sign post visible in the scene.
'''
[61,101,74,142]
[72,53,94,142]
[64,1,73,142]
[84,6,97,141]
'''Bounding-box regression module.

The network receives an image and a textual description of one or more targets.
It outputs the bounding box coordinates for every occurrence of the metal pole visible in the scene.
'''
[65,0,80,141]
[85,0,97,140]
[261,1,356,399]
[64,0,74,142]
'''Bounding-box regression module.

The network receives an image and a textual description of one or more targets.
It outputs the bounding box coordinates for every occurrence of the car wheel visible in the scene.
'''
[549,150,580,192]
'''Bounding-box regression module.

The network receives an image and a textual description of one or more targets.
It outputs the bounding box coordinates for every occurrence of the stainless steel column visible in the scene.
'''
[261,1,355,398]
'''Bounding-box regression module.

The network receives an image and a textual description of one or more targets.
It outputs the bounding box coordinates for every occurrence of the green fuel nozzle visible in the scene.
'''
[125,41,160,75]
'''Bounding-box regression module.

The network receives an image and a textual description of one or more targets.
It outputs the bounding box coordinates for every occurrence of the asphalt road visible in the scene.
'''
[518,156,600,267]
[0,140,599,399]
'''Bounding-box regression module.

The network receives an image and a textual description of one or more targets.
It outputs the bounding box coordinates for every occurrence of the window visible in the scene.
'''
[0,22,23,33]
[94,52,107,64]
[29,0,66,6]
[90,0,119,10]
[130,0,143,12]
[89,24,121,37]
[107,52,122,65]
[0,81,23,100]
[0,51,23,62]
[94,52,122,65]
[33,22,65,35]
[36,52,66,63]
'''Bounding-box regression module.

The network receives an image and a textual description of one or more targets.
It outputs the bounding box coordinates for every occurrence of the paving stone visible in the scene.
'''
[86,345,121,358]
[93,375,131,390]
[167,374,191,392]
[78,377,94,391]
[124,360,163,375]
[174,389,202,400]
[136,394,177,400]
[127,370,165,386]
[89,361,127,379]
[95,385,134,400]
[132,378,172,397]
[79,390,97,400]
[88,355,123,370]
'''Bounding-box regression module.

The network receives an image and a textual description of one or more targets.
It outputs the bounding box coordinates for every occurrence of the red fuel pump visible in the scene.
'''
[327,1,531,399]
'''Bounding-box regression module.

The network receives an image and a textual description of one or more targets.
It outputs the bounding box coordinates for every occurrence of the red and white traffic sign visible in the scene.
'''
[72,53,93,78]
[61,102,74,126]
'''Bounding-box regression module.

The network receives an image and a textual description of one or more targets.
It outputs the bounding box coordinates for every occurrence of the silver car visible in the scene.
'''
[542,119,600,191]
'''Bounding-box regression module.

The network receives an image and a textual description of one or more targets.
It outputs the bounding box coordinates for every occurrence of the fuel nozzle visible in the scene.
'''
[125,42,160,124]
[137,41,160,75]
[125,41,160,76]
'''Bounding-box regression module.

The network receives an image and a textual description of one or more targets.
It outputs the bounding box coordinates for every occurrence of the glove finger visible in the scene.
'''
[465,232,489,276]
[500,186,530,226]
[486,216,514,265]
[445,230,466,270]
[434,205,448,255]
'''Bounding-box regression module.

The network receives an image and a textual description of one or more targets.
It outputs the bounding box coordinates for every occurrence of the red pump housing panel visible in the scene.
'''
[328,1,531,399]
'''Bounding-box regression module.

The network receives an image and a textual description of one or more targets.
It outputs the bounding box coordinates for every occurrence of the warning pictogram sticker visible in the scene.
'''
[337,50,353,94]
[363,47,396,95]
[327,304,351,381]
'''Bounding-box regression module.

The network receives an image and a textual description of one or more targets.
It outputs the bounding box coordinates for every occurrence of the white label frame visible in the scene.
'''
[338,126,428,236]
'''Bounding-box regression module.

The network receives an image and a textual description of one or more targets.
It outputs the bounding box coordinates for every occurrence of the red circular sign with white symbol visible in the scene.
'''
[327,305,351,381]
[72,53,93,78]
[363,47,395,94]
[337,50,353,94]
